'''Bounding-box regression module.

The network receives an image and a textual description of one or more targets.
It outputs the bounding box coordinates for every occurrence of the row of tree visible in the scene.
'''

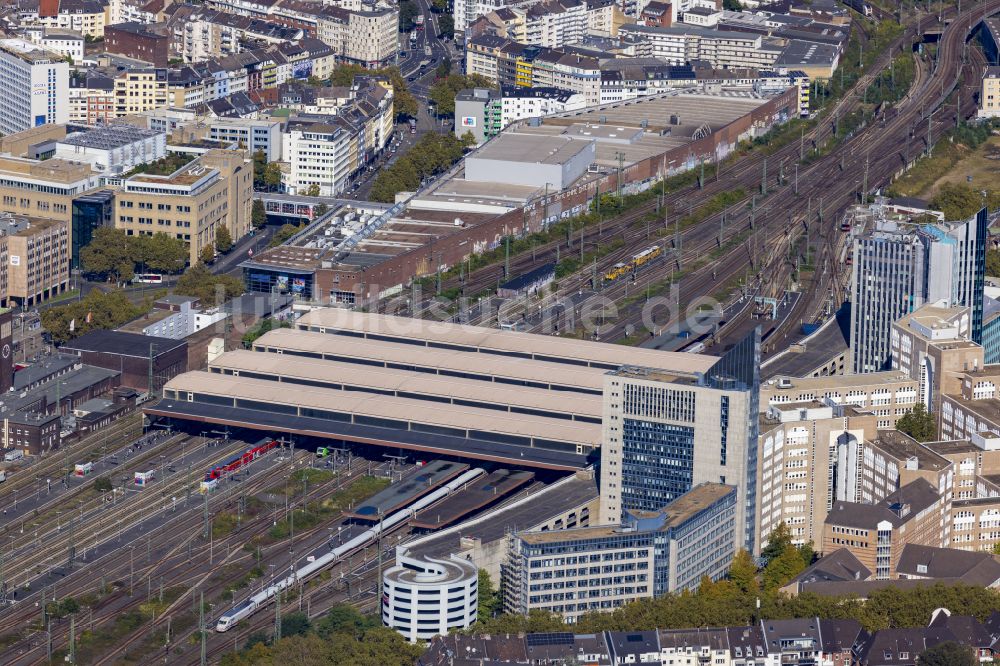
[220,604,423,666]
[81,226,235,284]
[81,228,188,285]
[369,132,474,203]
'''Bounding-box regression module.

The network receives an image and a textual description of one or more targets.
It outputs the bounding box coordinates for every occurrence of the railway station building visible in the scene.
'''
[146,311,763,552]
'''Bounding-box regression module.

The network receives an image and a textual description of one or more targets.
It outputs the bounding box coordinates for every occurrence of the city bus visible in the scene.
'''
[133,273,163,284]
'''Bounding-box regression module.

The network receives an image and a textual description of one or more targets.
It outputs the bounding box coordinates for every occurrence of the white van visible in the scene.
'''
[3,450,24,462]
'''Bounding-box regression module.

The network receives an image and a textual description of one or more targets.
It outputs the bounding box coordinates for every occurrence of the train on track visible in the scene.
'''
[603,245,663,282]
[200,439,279,492]
[215,467,485,632]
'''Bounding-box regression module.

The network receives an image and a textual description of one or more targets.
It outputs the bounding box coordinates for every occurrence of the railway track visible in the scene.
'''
[1,451,369,664]
[498,2,992,350]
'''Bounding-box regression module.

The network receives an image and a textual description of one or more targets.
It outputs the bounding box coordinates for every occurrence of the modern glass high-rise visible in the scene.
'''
[850,208,987,374]
[600,328,761,553]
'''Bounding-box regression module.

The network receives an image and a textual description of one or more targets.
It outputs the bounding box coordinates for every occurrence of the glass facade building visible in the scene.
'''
[71,189,114,269]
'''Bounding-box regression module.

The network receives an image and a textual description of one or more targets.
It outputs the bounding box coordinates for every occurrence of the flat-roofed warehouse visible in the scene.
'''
[144,309,719,471]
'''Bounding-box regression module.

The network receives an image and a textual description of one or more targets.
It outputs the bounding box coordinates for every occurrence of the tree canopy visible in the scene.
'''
[252,150,282,191]
[930,182,983,221]
[896,403,936,442]
[80,227,188,284]
[252,199,267,228]
[215,226,233,254]
[41,289,147,344]
[429,74,495,117]
[174,263,244,306]
[919,641,977,666]
[370,132,474,203]
[219,605,422,666]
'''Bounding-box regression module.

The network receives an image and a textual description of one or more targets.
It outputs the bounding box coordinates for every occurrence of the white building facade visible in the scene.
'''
[0,40,69,136]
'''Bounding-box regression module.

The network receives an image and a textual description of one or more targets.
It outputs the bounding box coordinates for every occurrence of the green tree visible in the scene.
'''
[931,182,984,221]
[429,74,495,117]
[200,244,215,265]
[918,641,977,666]
[399,0,419,30]
[269,223,303,248]
[281,611,312,637]
[437,14,454,39]
[93,476,112,493]
[304,184,321,197]
[478,569,500,623]
[132,232,188,274]
[896,403,937,442]
[80,227,135,284]
[314,203,329,218]
[435,56,452,80]
[251,199,267,228]
[41,289,145,343]
[215,226,233,254]
[252,150,269,189]
[761,521,793,563]
[723,0,742,8]
[986,248,1000,278]
[728,549,759,596]
[762,544,807,591]
[262,162,283,191]
[174,263,245,305]
[314,604,376,639]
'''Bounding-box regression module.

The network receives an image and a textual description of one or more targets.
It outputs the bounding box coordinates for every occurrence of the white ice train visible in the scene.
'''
[215,467,485,632]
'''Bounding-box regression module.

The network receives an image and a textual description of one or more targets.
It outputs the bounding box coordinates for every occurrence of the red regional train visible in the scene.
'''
[204,439,279,482]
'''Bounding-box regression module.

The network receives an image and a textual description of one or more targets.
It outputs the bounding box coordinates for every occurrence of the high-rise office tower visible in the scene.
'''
[600,329,760,552]
[850,208,986,374]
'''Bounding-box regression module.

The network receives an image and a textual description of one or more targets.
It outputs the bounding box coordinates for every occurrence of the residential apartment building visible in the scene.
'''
[104,22,170,66]
[0,39,69,136]
[19,0,110,39]
[29,30,85,62]
[68,73,115,126]
[522,0,589,48]
[115,149,253,265]
[824,478,944,579]
[505,483,736,622]
[175,9,304,64]
[454,85,586,144]
[851,210,988,374]
[467,38,602,105]
[891,304,985,413]
[423,619,870,666]
[599,332,760,552]
[113,68,169,116]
